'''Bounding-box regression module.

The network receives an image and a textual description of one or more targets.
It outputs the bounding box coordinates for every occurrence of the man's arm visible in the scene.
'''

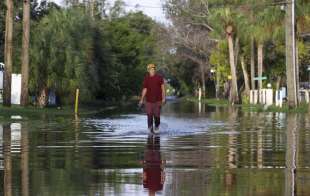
[161,84,166,104]
[139,88,147,105]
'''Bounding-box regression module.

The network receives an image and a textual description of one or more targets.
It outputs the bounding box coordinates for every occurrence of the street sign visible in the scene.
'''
[254,76,267,81]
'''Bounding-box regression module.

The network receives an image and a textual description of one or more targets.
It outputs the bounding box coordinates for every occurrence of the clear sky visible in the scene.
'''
[49,0,166,23]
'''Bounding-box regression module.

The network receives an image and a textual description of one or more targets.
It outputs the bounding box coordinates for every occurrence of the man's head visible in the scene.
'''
[147,64,156,76]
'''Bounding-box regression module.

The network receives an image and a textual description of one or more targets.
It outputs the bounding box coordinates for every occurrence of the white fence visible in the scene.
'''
[0,73,22,104]
[250,88,310,107]
[11,74,21,105]
[299,90,310,103]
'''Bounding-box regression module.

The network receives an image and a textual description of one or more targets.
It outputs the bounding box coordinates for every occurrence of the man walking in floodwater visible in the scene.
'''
[139,64,165,134]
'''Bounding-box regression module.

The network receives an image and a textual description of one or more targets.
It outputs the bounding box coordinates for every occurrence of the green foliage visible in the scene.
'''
[210,40,230,86]
[2,0,310,105]
[241,94,250,104]
[104,12,157,98]
[28,6,158,104]
[168,60,198,96]
[30,8,98,103]
[186,96,230,106]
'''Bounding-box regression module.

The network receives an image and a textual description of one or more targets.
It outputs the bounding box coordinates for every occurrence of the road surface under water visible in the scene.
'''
[0,100,310,196]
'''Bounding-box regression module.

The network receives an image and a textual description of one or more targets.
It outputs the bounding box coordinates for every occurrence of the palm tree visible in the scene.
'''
[252,5,284,90]
[226,24,239,103]
[3,124,12,196]
[238,2,256,91]
[240,55,250,96]
[21,0,30,106]
[3,0,14,106]
[250,37,255,90]
[209,8,245,104]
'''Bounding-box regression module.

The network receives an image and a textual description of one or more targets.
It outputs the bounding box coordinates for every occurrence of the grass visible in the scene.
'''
[0,97,140,120]
[0,97,308,117]
[185,97,230,106]
[241,103,309,113]
[0,104,119,118]
[185,96,309,113]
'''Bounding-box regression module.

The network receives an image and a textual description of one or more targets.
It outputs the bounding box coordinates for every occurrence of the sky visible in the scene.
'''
[49,0,167,23]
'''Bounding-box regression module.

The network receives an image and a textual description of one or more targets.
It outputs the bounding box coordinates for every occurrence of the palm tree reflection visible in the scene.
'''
[3,124,12,196]
[21,123,29,196]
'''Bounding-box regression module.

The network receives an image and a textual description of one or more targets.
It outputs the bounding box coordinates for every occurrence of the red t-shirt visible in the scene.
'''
[143,74,164,103]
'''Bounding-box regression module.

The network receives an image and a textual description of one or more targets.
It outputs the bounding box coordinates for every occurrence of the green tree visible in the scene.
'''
[30,8,100,106]
[251,3,284,90]
[104,12,157,98]
[209,6,245,104]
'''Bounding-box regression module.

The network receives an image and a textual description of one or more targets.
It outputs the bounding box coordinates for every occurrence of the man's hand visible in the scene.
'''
[139,88,147,107]
[161,98,166,105]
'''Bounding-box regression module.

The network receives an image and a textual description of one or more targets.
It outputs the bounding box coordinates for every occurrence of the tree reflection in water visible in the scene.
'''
[2,122,29,196]
[3,124,12,196]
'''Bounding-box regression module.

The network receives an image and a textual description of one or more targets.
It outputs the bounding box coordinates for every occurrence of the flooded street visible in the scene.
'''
[0,100,310,196]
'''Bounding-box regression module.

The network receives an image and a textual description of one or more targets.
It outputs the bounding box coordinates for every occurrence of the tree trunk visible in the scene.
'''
[3,0,14,106]
[200,63,206,98]
[38,87,48,108]
[257,43,264,90]
[250,38,255,90]
[234,37,239,68]
[240,56,250,97]
[90,0,95,18]
[21,0,30,106]
[227,33,239,104]
[276,76,282,90]
[285,1,298,108]
[216,67,220,99]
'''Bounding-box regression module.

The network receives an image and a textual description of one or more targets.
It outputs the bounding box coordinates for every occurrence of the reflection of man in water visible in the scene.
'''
[142,136,165,196]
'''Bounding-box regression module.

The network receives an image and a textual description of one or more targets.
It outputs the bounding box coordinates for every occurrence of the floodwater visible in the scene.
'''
[0,100,310,196]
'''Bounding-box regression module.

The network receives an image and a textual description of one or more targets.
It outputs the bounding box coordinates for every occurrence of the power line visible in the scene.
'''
[165,1,293,9]
[123,3,164,9]
[99,1,298,11]
[208,1,292,9]
[107,0,164,9]
[102,0,297,10]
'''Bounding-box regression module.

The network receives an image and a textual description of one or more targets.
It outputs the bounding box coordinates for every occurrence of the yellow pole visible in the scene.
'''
[75,89,79,114]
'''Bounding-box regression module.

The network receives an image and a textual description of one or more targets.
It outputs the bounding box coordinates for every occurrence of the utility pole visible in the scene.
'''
[285,0,298,108]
